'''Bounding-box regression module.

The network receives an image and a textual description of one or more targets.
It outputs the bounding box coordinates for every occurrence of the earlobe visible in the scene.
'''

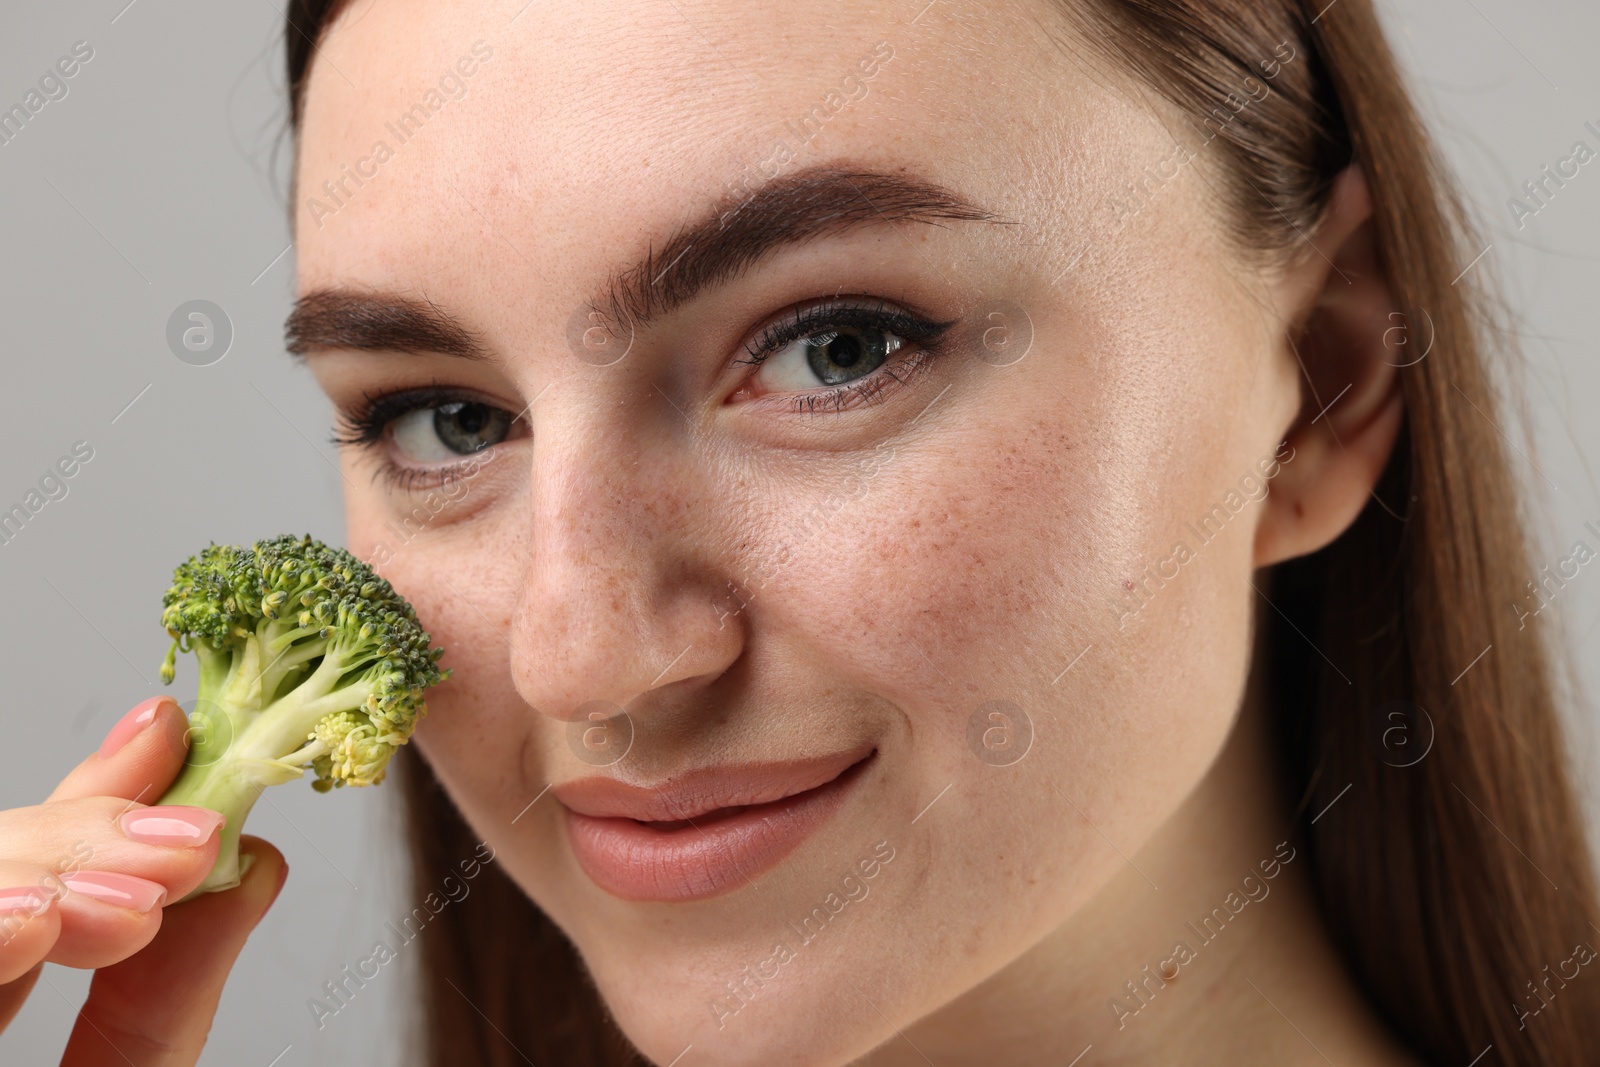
[1254,164,1407,568]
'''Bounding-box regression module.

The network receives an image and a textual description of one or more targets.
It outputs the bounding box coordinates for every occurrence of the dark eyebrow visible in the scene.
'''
[285,289,490,361]
[285,164,1006,360]
[595,164,1007,330]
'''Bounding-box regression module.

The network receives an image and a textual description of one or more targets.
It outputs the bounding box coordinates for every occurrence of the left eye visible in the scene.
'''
[753,325,905,392]
[391,400,513,463]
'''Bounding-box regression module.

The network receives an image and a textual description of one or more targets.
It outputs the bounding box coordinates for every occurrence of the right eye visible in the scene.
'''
[390,400,517,463]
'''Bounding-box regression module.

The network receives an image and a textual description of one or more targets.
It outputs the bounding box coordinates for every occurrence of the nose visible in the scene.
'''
[507,390,744,723]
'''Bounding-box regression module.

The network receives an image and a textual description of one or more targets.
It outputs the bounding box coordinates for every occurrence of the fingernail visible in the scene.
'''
[118,806,225,847]
[98,697,178,760]
[59,871,167,912]
[0,887,47,914]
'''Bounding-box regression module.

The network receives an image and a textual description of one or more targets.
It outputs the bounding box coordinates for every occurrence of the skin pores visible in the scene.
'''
[293,1,1309,1064]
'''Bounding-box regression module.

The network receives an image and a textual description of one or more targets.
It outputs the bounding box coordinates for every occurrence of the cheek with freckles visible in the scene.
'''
[765,421,1088,706]
[743,350,1253,851]
[342,497,530,799]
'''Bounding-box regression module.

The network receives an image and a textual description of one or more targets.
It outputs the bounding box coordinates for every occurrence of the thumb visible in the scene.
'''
[59,837,287,1067]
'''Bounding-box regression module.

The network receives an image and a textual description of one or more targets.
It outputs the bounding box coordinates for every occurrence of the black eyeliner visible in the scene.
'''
[737,298,959,366]
[331,383,480,448]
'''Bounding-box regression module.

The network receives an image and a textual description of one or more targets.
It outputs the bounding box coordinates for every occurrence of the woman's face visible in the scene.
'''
[294,0,1306,1062]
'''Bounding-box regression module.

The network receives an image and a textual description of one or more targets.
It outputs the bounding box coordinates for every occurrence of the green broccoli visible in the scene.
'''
[153,534,448,899]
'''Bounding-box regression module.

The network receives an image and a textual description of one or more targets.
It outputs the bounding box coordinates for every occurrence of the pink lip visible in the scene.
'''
[557,743,876,902]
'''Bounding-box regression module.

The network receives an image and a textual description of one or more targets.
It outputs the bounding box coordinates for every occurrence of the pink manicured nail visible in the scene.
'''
[98,697,177,760]
[118,806,225,847]
[0,887,47,914]
[59,871,166,912]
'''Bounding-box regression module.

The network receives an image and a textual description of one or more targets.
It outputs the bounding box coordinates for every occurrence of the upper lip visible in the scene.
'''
[553,742,876,822]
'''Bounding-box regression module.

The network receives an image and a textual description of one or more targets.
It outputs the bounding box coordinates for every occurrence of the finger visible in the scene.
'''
[0,889,62,986]
[0,796,223,898]
[60,837,287,1067]
[0,797,224,969]
[44,870,171,970]
[48,697,192,805]
[0,859,168,972]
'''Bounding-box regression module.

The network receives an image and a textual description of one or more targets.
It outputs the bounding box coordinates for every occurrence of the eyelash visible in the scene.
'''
[332,383,508,492]
[734,298,959,416]
[330,299,959,489]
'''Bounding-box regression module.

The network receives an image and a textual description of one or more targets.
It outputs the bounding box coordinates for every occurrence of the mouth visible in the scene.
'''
[555,743,877,902]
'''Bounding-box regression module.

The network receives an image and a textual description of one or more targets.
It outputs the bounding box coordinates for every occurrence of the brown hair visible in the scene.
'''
[285,1,1600,1064]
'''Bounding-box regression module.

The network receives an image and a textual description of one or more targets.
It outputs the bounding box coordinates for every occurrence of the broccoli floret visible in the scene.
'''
[153,534,448,898]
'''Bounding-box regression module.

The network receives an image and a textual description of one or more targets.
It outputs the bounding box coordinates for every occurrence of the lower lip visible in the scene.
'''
[562,753,873,903]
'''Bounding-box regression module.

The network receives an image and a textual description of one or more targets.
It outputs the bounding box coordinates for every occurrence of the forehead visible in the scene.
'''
[293,0,1162,299]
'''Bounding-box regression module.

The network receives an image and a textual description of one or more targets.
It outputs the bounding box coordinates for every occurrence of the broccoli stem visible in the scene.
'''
[158,758,283,898]
[157,633,380,900]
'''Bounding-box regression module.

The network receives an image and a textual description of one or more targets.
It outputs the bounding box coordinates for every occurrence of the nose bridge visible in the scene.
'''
[508,395,736,722]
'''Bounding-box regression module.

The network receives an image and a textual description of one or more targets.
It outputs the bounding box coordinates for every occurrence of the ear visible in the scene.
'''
[1255,164,1406,568]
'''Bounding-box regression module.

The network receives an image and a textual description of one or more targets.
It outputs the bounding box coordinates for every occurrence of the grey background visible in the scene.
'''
[0,1,1595,1064]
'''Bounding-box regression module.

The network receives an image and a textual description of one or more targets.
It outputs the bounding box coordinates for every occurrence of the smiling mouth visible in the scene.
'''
[555,745,878,902]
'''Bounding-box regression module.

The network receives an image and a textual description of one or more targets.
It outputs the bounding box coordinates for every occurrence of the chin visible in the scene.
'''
[590,948,896,1067]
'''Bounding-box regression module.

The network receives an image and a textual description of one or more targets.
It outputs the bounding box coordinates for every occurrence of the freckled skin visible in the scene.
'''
[295,2,1417,1066]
